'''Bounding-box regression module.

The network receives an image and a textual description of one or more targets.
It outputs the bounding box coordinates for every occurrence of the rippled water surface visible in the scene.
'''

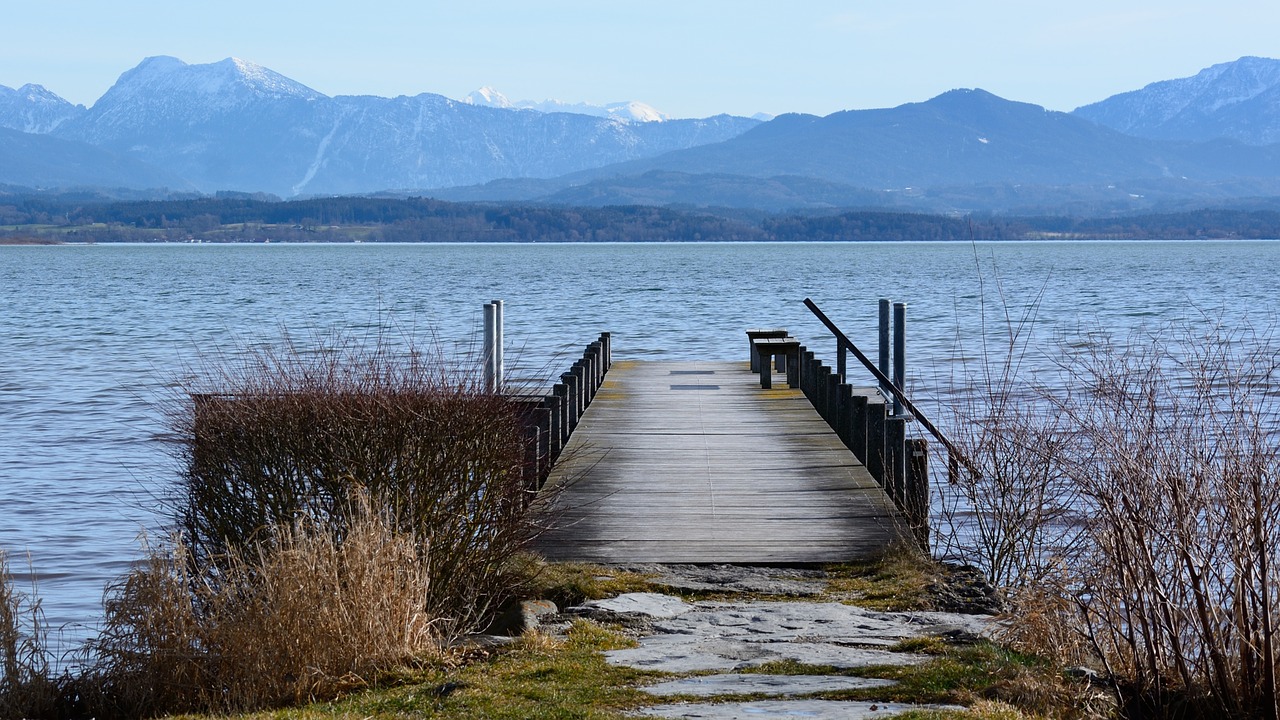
[2,240,1277,651]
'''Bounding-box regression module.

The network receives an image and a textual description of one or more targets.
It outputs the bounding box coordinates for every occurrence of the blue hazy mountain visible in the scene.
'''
[1073,56,1280,145]
[44,56,759,196]
[0,126,189,191]
[2,55,1279,213]
[434,88,1280,211]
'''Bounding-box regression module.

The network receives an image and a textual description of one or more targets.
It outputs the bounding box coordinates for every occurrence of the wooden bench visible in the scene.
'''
[752,337,801,389]
[746,328,789,372]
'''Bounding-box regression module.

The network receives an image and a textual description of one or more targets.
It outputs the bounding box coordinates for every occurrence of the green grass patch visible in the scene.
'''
[522,559,661,609]
[168,621,661,720]
[742,641,1097,718]
[822,543,938,611]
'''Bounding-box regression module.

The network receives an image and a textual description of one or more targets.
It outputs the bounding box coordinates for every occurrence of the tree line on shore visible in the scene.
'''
[3,194,1280,242]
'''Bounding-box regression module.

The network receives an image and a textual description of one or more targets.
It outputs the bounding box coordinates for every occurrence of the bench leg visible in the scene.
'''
[760,353,773,389]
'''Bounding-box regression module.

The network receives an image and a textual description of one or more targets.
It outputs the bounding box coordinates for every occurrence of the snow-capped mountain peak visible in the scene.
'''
[94,55,324,111]
[462,86,668,122]
[465,86,513,109]
[1073,56,1280,145]
[0,82,83,133]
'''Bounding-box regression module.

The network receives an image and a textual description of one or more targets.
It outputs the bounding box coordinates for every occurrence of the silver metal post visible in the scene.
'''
[893,302,906,416]
[492,299,504,394]
[483,302,496,393]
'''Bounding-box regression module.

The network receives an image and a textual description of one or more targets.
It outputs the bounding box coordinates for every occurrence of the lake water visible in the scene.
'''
[2,240,1277,655]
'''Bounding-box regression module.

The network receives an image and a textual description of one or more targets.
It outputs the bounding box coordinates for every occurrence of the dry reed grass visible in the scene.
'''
[87,495,438,716]
[0,552,65,719]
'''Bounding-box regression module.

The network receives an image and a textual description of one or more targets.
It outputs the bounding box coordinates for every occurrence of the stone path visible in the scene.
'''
[636,699,953,719]
[562,590,995,718]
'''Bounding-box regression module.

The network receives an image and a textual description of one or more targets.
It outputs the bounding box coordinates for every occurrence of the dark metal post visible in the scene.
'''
[825,372,840,426]
[848,394,868,464]
[801,349,816,400]
[553,382,570,446]
[835,383,853,446]
[483,302,497,393]
[893,302,906,416]
[543,393,563,461]
[561,372,579,430]
[878,299,890,396]
[837,339,847,382]
[885,416,907,508]
[866,396,887,486]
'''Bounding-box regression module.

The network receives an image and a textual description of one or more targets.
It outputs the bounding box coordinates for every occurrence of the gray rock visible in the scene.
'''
[579,592,695,619]
[486,599,560,635]
[646,564,828,597]
[592,595,995,674]
[637,699,962,718]
[606,635,926,673]
[653,601,991,646]
[642,673,897,697]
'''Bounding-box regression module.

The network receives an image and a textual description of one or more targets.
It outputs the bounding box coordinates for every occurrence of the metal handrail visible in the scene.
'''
[804,298,978,476]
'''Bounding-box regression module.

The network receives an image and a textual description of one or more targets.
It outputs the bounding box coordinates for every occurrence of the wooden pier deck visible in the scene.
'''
[533,359,905,564]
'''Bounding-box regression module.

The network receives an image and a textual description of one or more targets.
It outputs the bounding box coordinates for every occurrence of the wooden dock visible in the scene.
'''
[532,359,906,564]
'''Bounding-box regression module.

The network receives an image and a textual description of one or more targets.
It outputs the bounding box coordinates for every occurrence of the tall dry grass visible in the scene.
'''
[0,552,65,719]
[87,495,437,716]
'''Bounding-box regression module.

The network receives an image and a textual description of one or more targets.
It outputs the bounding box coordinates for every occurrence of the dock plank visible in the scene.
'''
[532,360,906,564]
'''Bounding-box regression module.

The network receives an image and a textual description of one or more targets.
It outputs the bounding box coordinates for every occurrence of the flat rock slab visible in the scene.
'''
[580,593,995,673]
[642,673,897,697]
[579,592,694,619]
[638,700,961,719]
[607,634,925,673]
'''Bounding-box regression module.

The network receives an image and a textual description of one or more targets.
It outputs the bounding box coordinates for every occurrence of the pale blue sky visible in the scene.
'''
[3,1,1276,118]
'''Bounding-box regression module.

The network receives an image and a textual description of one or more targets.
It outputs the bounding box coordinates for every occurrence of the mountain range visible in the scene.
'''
[461,85,671,123]
[2,55,1279,214]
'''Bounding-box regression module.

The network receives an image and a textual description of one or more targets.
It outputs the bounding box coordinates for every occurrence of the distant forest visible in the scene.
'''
[3,195,1280,243]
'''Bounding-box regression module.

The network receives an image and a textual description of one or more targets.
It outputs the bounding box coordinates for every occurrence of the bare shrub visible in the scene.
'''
[939,270,1280,714]
[1049,321,1280,716]
[936,267,1081,591]
[87,495,437,716]
[165,329,537,637]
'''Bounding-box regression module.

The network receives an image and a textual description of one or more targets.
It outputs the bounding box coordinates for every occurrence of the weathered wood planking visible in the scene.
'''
[532,360,906,564]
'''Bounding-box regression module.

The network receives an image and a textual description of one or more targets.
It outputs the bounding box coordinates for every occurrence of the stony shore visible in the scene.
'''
[488,562,1005,719]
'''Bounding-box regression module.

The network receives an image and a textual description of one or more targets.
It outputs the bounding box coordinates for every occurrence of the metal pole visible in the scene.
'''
[878,298,890,396]
[493,299,504,394]
[483,302,496,393]
[893,302,906,416]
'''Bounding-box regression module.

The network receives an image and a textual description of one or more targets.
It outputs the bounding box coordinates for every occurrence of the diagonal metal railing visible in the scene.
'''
[804,298,979,478]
